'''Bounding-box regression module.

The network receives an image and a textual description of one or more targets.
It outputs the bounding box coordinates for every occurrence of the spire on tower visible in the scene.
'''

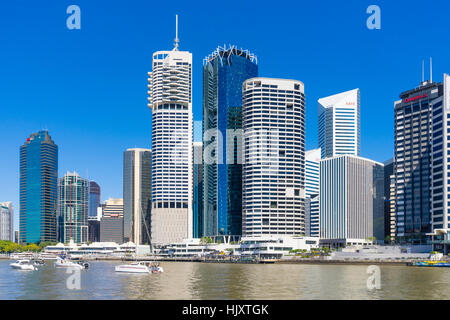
[173,14,179,51]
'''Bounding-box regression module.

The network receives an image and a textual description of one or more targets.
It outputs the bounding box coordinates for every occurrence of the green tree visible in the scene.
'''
[22,243,40,252]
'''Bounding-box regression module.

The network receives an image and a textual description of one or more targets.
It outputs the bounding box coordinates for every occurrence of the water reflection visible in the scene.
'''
[1,260,450,300]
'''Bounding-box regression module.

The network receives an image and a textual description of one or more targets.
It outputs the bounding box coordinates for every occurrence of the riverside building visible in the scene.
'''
[318,89,360,158]
[58,172,89,243]
[319,155,384,247]
[148,16,193,245]
[242,78,306,236]
[20,131,58,243]
[393,75,445,242]
[202,45,258,237]
[123,148,152,245]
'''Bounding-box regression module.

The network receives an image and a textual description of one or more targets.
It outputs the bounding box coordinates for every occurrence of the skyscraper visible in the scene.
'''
[430,74,450,236]
[193,142,203,238]
[123,148,152,245]
[58,172,89,243]
[383,158,394,242]
[89,181,101,218]
[203,46,258,237]
[318,89,360,159]
[148,16,193,245]
[20,131,58,244]
[393,78,442,241]
[305,149,321,237]
[242,78,306,236]
[0,202,13,241]
[305,148,321,198]
[319,155,384,247]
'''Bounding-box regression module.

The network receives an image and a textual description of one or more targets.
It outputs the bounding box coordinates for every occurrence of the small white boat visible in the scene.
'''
[54,257,88,269]
[10,260,36,271]
[115,261,163,274]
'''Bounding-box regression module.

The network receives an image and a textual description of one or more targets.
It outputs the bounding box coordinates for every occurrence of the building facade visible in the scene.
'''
[193,142,203,238]
[242,78,306,236]
[0,202,13,241]
[88,181,101,218]
[393,79,443,242]
[123,148,152,245]
[102,198,123,218]
[20,131,58,244]
[318,89,360,159]
[383,159,394,242]
[58,172,89,243]
[147,25,193,245]
[305,148,321,198]
[100,216,123,244]
[202,46,258,237]
[319,155,384,247]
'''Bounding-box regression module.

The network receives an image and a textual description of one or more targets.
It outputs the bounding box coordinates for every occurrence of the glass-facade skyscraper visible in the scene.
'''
[20,131,58,244]
[193,142,203,238]
[123,148,152,245]
[0,202,13,241]
[393,79,442,241]
[58,172,89,243]
[89,181,101,218]
[203,46,258,236]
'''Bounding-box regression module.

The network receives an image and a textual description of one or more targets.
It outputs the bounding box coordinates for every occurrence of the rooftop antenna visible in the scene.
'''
[430,57,433,82]
[173,14,179,51]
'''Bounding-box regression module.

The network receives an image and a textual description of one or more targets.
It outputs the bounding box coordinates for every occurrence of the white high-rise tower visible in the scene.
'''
[242,78,306,236]
[147,15,193,245]
[318,89,360,159]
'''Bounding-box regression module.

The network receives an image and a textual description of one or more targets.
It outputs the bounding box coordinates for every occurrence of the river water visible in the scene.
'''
[0,260,449,299]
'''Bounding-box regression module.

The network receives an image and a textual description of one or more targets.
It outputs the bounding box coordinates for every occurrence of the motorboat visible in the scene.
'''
[10,259,36,271]
[115,261,163,274]
[54,257,89,269]
[32,259,45,266]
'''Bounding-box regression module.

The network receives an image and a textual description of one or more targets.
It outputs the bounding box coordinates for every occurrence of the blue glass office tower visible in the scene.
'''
[20,131,58,244]
[203,46,258,236]
[89,181,101,218]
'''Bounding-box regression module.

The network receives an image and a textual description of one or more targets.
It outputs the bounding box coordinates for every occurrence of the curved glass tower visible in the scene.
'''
[202,46,258,236]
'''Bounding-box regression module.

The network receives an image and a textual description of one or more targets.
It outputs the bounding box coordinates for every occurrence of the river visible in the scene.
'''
[0,260,449,299]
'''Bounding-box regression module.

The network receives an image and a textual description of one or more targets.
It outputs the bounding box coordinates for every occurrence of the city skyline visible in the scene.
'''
[2,1,450,233]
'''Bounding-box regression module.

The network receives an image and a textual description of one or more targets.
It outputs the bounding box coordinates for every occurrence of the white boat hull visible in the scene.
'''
[115,265,150,273]
[10,262,36,271]
[55,259,84,269]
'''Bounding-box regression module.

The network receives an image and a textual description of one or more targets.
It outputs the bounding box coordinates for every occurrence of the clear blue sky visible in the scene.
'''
[1,0,449,231]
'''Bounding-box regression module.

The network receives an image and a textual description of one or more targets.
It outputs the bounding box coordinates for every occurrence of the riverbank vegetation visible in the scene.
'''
[0,241,56,253]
